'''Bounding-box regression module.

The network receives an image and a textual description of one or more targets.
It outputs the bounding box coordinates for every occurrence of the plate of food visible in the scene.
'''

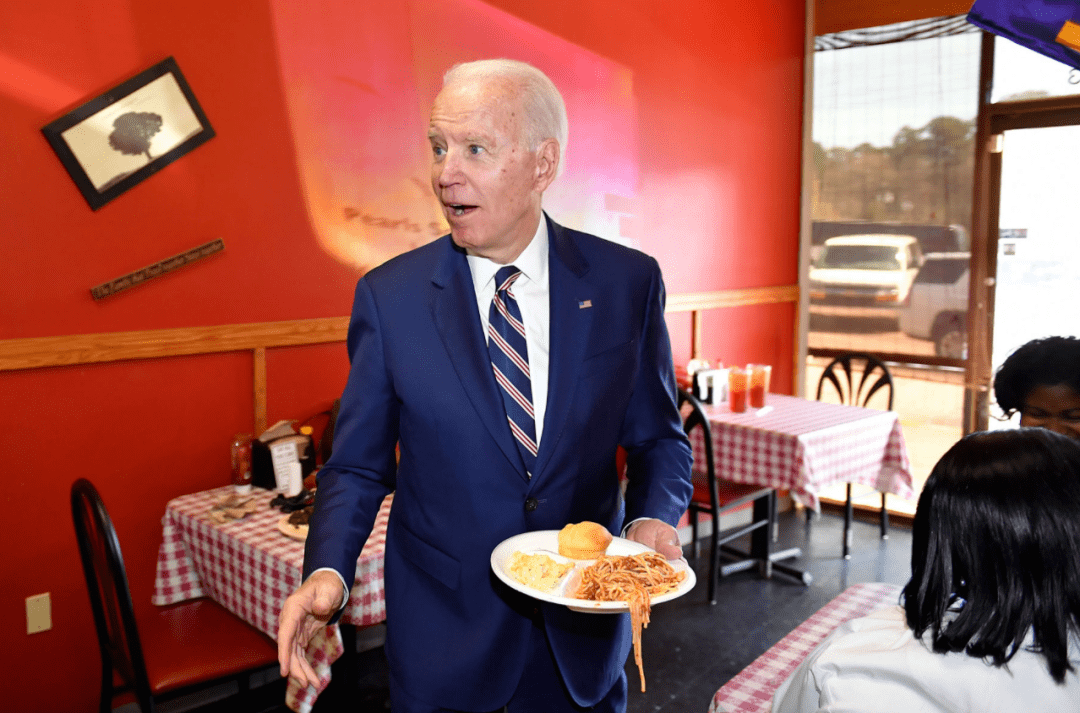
[490,522,695,614]
[493,522,695,694]
[277,506,313,541]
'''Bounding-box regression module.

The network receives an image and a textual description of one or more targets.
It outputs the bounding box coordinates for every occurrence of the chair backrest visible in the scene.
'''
[678,387,716,483]
[815,352,894,410]
[320,397,340,465]
[70,478,153,708]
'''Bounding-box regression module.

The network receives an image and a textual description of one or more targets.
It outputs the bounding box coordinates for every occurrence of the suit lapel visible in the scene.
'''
[430,239,526,477]
[533,216,591,481]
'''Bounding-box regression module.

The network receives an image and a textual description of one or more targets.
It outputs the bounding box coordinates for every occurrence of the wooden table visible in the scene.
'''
[153,486,391,713]
[689,394,913,556]
[708,582,904,713]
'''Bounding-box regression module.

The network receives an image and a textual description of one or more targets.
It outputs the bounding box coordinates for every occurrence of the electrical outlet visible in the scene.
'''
[26,593,51,634]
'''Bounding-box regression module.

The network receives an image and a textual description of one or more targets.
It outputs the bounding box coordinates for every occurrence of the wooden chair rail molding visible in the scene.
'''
[668,285,799,361]
[0,285,797,433]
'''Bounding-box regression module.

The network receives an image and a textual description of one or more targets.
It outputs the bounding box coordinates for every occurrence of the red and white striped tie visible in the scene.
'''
[488,266,537,475]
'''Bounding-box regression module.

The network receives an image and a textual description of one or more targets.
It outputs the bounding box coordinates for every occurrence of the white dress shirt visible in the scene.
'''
[467,219,550,447]
[772,604,1080,712]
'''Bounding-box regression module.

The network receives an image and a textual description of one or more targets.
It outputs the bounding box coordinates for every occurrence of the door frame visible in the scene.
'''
[966,31,1080,432]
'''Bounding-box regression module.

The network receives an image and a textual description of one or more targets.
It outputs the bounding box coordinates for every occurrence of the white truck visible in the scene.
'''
[808,234,925,323]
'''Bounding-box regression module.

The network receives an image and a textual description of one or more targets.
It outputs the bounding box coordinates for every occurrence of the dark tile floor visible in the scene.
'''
[624,508,911,713]
[259,508,912,713]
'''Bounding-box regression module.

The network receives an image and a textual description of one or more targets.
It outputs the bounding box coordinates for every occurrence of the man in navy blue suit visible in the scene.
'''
[278,59,693,712]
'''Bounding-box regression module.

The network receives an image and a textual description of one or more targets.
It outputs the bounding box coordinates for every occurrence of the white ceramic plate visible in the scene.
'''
[277,514,309,541]
[490,530,695,613]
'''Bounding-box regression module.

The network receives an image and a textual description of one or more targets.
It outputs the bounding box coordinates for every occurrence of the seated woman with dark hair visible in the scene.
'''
[773,428,1080,712]
[993,335,1080,439]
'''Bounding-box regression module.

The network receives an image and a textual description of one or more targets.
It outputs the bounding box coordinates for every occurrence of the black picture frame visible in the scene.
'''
[41,57,215,211]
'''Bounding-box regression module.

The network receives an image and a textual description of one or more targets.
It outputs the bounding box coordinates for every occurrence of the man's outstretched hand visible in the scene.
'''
[277,570,345,689]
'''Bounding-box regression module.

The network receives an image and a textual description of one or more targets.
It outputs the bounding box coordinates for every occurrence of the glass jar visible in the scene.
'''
[230,434,253,494]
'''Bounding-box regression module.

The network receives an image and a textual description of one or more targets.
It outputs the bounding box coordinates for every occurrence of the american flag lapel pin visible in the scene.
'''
[578,299,592,309]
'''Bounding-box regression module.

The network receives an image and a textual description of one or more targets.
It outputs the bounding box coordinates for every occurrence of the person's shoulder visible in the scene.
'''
[833,603,907,636]
[813,604,912,660]
[362,234,453,286]
[551,220,659,277]
[771,605,911,713]
[561,224,652,261]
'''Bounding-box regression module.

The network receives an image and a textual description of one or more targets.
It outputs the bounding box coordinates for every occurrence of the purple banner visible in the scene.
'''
[968,0,1080,70]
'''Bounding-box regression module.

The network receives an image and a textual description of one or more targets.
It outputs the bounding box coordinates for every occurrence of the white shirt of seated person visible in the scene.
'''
[772,604,1080,713]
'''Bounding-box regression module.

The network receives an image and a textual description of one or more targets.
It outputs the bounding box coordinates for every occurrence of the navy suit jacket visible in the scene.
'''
[304,215,693,709]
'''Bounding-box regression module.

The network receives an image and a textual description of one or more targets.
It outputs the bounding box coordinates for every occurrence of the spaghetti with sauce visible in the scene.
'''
[575,551,686,692]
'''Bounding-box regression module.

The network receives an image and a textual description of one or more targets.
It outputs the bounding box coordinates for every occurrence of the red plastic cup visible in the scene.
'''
[748,364,772,409]
[728,367,748,413]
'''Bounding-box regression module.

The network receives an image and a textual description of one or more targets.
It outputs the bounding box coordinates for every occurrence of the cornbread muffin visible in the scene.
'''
[557,521,613,560]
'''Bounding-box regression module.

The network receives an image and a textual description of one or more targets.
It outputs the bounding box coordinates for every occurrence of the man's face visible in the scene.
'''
[1019,382,1080,440]
[428,78,555,263]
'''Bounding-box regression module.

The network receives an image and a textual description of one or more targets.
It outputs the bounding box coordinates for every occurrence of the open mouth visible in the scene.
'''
[447,203,477,217]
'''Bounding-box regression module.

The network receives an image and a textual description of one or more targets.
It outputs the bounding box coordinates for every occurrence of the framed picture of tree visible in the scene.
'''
[41,57,215,210]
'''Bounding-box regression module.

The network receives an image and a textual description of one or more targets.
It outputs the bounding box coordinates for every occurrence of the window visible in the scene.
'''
[808,18,982,515]
[913,255,968,285]
[816,245,902,270]
[991,35,1080,102]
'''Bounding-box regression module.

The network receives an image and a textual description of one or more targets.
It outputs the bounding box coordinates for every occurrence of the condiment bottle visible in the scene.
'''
[230,434,253,494]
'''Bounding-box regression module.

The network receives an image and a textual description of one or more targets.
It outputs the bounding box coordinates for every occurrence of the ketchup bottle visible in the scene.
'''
[230,434,253,494]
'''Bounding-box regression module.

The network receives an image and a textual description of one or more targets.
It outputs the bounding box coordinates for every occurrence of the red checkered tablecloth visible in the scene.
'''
[708,582,903,713]
[152,486,392,713]
[690,394,913,511]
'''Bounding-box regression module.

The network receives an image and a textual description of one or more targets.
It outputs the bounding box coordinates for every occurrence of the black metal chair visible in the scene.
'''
[71,478,280,713]
[814,352,895,558]
[679,388,810,603]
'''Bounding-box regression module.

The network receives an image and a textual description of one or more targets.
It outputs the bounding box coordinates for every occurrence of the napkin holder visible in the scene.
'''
[692,368,730,405]
[252,428,315,491]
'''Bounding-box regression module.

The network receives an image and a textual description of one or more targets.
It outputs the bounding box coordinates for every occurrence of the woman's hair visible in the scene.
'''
[442,59,568,175]
[993,336,1080,416]
[903,428,1080,683]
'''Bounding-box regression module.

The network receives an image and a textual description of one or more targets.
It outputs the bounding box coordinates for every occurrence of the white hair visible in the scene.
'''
[443,59,568,176]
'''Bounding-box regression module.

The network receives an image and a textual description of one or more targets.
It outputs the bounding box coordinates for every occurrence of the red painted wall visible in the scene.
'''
[483,0,805,373]
[0,1,803,710]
